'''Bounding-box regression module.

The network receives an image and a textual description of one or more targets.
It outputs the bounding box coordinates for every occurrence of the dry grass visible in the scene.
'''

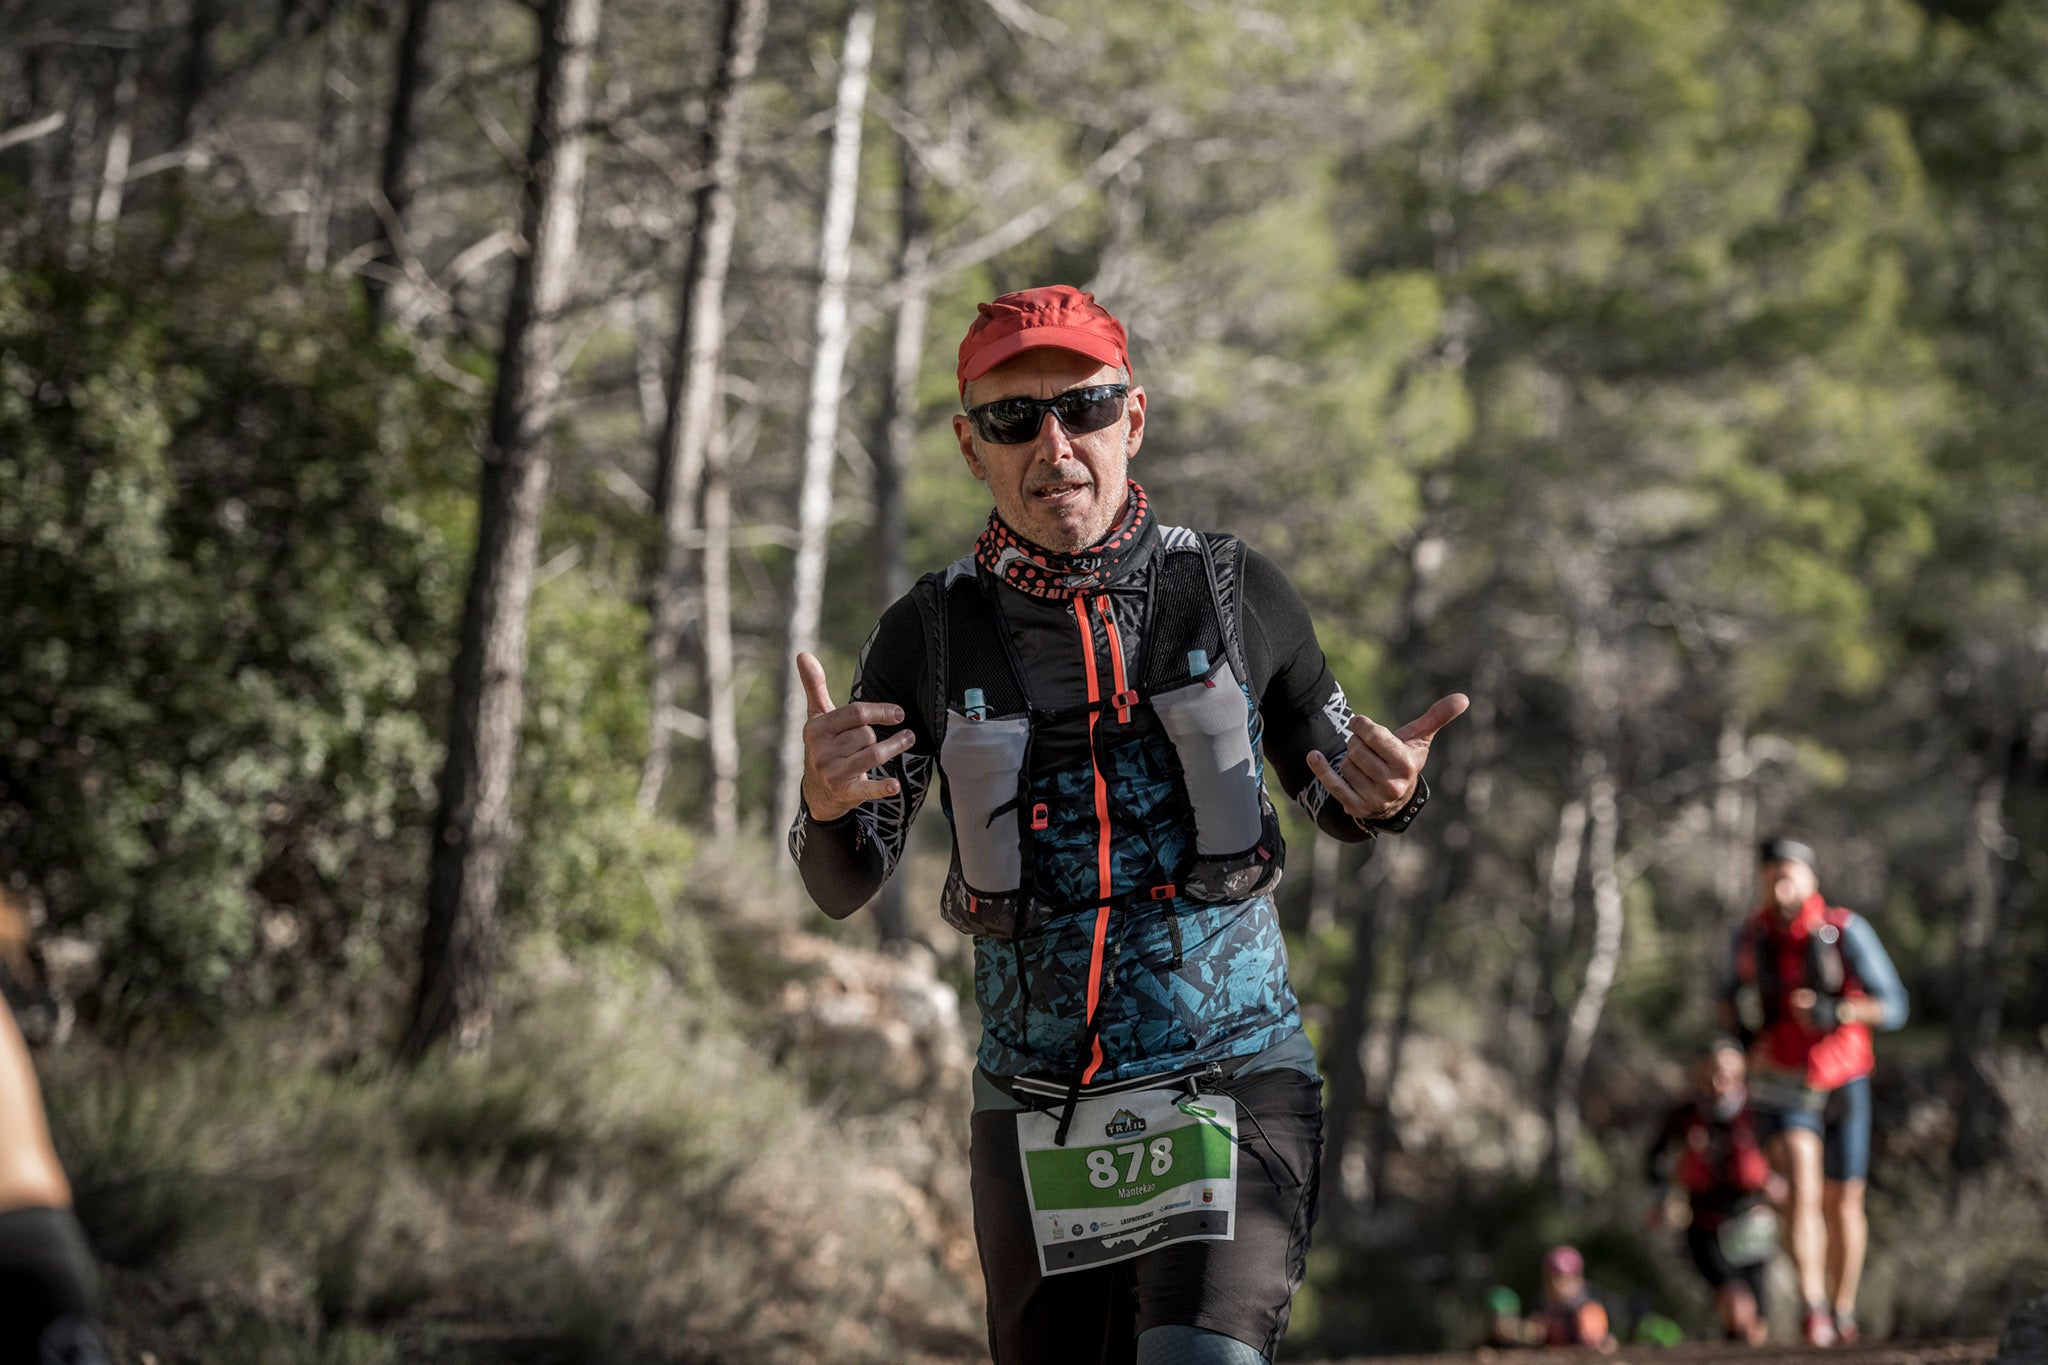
[41,946,984,1364]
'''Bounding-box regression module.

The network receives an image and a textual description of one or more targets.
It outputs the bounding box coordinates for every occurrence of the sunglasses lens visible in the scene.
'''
[976,400,1046,444]
[1052,387,1124,435]
[969,386,1127,444]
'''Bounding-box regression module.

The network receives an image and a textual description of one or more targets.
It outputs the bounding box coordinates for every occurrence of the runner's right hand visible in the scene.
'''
[795,651,916,823]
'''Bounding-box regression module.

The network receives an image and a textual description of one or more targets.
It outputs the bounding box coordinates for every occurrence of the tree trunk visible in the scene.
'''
[1950,751,2009,1178]
[638,0,770,827]
[365,0,435,322]
[871,0,928,620]
[1366,876,1434,1209]
[632,291,669,444]
[301,0,351,273]
[0,54,60,196]
[1713,711,1754,915]
[775,0,877,835]
[699,413,743,835]
[1949,716,2043,1178]
[89,48,140,253]
[865,6,929,940]
[170,0,223,152]
[1534,784,1587,1173]
[1322,851,1391,1214]
[1549,763,1621,1199]
[405,0,602,1061]
[64,81,101,244]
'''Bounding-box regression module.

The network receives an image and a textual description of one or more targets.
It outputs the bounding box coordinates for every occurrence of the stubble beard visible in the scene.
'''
[997,431,1130,553]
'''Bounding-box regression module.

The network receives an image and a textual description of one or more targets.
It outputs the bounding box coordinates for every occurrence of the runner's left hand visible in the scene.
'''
[1306,692,1469,822]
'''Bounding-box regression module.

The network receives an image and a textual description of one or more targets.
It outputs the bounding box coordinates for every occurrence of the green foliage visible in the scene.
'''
[0,212,472,1018]
[508,563,693,947]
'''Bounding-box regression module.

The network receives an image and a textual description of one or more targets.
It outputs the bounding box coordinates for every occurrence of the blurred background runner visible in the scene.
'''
[1721,838,1910,1346]
[1646,1037,1785,1344]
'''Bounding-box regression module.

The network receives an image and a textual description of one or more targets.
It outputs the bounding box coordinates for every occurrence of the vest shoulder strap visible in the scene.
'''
[1135,527,1246,693]
[908,558,967,753]
[1198,531,1254,686]
[918,555,1037,750]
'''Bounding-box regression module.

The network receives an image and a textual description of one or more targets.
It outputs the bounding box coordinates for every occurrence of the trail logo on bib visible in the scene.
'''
[1105,1109,1146,1140]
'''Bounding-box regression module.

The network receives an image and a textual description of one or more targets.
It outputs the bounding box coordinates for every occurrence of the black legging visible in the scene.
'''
[0,1205,108,1363]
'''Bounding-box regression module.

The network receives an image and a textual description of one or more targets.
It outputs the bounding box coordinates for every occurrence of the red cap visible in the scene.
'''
[957,285,1129,399]
[1543,1246,1584,1277]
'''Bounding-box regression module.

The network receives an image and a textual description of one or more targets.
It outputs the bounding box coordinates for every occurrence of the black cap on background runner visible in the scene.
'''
[1757,837,1816,870]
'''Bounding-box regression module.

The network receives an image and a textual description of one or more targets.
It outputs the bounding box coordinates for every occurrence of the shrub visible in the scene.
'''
[0,210,472,1021]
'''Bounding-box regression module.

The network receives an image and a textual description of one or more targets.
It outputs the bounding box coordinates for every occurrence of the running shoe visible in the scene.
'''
[1803,1305,1839,1347]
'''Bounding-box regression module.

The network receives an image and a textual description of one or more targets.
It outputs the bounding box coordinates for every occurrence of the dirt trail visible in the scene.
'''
[1322,1337,2000,1365]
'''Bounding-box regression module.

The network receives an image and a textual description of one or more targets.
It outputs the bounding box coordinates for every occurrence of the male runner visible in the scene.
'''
[1720,837,1908,1346]
[1646,1037,1784,1344]
[789,285,1465,1364]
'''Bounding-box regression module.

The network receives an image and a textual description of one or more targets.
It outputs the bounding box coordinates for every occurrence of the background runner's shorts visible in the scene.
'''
[969,1066,1323,1365]
[1684,1222,1768,1306]
[1755,1074,1872,1181]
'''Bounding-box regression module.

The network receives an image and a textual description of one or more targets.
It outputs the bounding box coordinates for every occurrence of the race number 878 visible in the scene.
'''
[1087,1137,1174,1187]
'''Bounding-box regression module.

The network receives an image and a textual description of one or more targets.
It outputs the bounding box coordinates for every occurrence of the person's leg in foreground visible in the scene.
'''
[1,1005,109,1363]
[1769,1122,1835,1346]
[1822,1076,1874,1341]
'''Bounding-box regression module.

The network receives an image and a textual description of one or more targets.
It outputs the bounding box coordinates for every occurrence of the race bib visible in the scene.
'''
[1717,1205,1779,1267]
[1015,1088,1238,1277]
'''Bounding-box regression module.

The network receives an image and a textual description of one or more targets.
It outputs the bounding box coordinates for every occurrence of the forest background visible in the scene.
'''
[2,0,2046,1360]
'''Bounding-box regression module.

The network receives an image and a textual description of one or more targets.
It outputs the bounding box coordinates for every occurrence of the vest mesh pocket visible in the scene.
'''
[940,710,1030,897]
[1149,661,1262,855]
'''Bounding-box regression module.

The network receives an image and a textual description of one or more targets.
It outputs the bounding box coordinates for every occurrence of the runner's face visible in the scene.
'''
[1698,1047,1744,1104]
[1758,858,1816,915]
[954,349,1146,553]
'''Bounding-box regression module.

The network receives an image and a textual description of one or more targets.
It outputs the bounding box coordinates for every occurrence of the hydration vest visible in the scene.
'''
[910,527,1283,946]
[1671,1102,1773,1228]
[1734,897,1874,1090]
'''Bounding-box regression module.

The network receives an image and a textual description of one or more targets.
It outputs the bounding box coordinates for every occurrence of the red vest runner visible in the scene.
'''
[1672,1103,1773,1228]
[1735,893,1874,1090]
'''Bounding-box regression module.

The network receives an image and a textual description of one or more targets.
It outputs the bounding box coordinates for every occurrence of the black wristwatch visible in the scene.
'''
[1361,775,1429,835]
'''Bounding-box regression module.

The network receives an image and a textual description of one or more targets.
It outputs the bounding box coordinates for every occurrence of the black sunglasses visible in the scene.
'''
[964,383,1129,445]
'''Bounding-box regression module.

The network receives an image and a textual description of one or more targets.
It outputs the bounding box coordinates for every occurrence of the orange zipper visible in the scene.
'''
[1072,594,1114,1084]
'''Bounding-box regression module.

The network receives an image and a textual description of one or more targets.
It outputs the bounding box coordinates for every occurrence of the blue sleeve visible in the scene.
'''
[1842,915,1908,1030]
